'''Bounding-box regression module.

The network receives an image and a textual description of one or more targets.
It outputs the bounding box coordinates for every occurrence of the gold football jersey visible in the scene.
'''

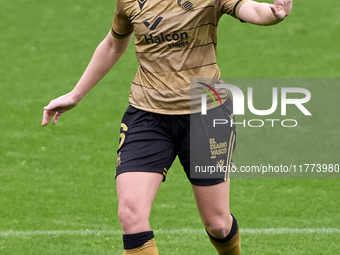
[112,0,251,114]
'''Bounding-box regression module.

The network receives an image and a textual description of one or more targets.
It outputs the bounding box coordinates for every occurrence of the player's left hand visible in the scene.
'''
[269,0,292,21]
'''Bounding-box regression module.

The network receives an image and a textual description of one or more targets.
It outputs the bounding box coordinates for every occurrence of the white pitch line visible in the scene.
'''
[0,228,339,237]
[240,228,340,235]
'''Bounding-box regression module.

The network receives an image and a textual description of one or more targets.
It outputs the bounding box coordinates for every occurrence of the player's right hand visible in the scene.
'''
[41,93,80,126]
[269,0,293,21]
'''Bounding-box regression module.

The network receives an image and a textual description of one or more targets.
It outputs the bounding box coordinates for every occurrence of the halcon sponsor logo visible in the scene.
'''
[144,31,188,44]
[143,16,189,47]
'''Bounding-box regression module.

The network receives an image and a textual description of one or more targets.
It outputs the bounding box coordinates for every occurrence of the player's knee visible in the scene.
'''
[118,202,149,230]
[205,217,232,239]
[118,203,136,225]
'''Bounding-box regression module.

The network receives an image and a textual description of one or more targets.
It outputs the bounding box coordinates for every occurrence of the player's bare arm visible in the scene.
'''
[41,33,132,126]
[239,0,293,26]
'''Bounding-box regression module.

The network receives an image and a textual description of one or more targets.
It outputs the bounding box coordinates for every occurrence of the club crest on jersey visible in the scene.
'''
[138,0,147,10]
[177,0,193,11]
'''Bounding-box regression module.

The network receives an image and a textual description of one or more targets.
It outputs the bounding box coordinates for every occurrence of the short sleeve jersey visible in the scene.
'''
[111,0,251,114]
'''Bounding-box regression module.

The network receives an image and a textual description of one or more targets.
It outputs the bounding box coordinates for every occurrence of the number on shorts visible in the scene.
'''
[119,123,128,150]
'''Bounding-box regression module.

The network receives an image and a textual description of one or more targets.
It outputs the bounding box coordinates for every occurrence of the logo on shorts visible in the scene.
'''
[210,138,228,159]
[217,159,225,168]
[116,151,122,168]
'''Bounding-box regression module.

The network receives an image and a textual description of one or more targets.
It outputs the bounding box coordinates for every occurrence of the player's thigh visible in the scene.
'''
[192,179,230,221]
[117,172,163,210]
[117,172,164,231]
[192,180,233,237]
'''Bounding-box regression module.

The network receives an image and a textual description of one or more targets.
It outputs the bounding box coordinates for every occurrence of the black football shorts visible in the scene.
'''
[115,97,236,186]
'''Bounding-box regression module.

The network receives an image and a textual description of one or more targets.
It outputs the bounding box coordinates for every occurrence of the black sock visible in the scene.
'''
[123,231,154,249]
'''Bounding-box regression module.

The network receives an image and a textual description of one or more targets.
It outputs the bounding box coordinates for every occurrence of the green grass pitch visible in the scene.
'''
[0,0,339,254]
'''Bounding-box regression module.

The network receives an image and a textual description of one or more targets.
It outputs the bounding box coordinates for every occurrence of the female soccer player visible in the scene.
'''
[42,0,292,254]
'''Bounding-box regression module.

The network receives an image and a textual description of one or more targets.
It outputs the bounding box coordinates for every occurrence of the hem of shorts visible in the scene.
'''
[188,177,226,186]
[115,168,165,179]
